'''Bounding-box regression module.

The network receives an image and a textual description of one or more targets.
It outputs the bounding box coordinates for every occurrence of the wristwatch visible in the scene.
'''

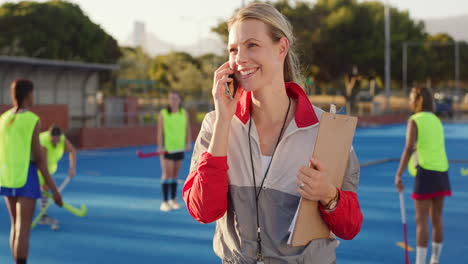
[325,188,340,210]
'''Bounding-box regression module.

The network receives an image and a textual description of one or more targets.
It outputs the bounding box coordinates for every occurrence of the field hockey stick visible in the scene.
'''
[399,191,411,264]
[31,176,73,228]
[136,149,186,158]
[41,191,87,217]
[136,150,168,158]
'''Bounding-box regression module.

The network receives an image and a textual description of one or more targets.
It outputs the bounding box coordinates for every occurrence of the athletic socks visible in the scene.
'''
[430,242,443,263]
[170,179,178,199]
[415,242,443,264]
[416,247,427,264]
[40,195,48,210]
[162,179,170,202]
[16,258,26,264]
[162,179,178,202]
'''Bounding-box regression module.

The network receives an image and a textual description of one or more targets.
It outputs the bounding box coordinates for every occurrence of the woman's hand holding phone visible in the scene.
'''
[224,74,237,100]
[212,62,243,123]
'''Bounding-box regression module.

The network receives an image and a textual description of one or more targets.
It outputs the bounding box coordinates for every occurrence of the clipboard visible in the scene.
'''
[288,111,358,246]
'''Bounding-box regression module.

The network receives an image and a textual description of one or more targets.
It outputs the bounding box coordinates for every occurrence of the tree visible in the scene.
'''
[147,51,226,99]
[118,47,152,80]
[211,22,229,45]
[148,52,201,97]
[109,46,156,96]
[0,1,121,64]
[197,53,227,98]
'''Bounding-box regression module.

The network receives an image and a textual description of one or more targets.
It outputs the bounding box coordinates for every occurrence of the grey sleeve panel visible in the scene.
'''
[341,148,360,193]
[189,111,215,172]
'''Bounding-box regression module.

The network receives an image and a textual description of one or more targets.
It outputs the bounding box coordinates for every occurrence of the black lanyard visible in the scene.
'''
[248,96,291,263]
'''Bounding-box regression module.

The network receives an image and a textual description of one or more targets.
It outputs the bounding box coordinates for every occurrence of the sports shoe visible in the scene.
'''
[160,201,171,212]
[50,219,59,231]
[39,214,53,225]
[168,199,182,210]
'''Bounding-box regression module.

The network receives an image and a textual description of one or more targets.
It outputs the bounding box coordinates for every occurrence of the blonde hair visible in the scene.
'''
[228,2,302,84]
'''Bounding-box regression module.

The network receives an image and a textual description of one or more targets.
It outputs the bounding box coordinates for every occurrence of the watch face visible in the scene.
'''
[328,200,337,210]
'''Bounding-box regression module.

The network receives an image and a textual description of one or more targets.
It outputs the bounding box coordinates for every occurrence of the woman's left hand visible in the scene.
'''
[395,175,404,192]
[296,158,336,205]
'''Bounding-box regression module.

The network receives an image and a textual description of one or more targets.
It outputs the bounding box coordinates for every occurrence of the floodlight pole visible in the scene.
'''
[384,3,391,112]
[455,41,460,99]
[402,42,408,96]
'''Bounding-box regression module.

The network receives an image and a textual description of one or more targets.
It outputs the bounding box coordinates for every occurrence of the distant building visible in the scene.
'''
[133,21,146,49]
[0,56,117,128]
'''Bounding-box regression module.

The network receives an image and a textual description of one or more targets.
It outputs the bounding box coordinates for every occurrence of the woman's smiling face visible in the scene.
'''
[228,19,285,92]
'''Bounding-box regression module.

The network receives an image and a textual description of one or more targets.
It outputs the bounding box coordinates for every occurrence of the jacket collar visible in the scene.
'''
[235,82,318,128]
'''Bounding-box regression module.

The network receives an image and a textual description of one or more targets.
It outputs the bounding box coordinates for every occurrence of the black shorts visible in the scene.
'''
[164,152,184,161]
[412,166,451,200]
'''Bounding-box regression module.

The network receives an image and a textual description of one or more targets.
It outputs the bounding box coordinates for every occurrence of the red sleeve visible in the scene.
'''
[182,152,229,224]
[319,189,363,240]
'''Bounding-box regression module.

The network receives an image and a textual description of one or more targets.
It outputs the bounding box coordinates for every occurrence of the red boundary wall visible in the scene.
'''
[72,114,406,150]
[71,123,201,150]
[357,113,408,127]
[76,126,157,150]
[0,104,69,131]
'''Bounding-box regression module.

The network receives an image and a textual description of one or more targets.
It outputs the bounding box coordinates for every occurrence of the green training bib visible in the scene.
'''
[161,108,187,152]
[38,131,65,185]
[408,112,449,172]
[0,110,39,188]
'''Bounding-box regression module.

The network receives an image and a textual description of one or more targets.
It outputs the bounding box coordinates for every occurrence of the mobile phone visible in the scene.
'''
[224,74,238,100]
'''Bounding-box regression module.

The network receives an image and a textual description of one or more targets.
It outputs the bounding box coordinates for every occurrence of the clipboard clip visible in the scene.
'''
[330,104,347,115]
[330,104,350,122]
[330,104,336,114]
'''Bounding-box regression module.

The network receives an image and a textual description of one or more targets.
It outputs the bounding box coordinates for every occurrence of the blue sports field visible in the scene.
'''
[1,123,467,264]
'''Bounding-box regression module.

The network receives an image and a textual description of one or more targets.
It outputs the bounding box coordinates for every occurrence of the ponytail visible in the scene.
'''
[8,79,34,126]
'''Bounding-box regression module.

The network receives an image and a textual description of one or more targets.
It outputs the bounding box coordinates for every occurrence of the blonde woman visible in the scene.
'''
[183,3,362,263]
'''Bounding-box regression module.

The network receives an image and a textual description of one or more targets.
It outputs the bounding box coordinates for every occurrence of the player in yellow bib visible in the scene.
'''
[395,86,451,264]
[37,125,77,228]
[157,91,191,211]
[0,79,62,264]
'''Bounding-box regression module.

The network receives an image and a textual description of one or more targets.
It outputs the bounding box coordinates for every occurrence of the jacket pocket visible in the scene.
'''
[301,238,337,264]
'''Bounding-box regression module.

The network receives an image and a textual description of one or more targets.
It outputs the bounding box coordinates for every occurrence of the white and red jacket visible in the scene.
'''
[184,82,363,263]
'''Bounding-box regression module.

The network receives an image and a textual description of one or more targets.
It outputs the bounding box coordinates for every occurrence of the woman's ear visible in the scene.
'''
[414,96,423,112]
[278,36,289,59]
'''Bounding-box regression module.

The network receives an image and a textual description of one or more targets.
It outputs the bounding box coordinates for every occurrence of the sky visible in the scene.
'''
[2,0,468,47]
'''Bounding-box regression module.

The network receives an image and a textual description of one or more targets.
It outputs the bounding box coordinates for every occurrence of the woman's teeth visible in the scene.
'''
[240,69,257,76]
